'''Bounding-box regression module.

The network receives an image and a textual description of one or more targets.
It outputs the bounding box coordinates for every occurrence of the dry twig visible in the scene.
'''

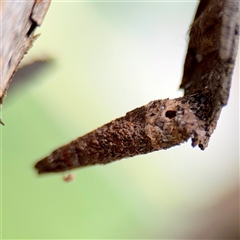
[35,0,239,174]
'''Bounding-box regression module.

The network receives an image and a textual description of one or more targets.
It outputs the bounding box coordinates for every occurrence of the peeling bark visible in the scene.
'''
[35,0,239,174]
[0,0,51,104]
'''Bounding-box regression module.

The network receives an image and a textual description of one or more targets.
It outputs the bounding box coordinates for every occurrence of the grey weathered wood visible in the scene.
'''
[0,0,51,104]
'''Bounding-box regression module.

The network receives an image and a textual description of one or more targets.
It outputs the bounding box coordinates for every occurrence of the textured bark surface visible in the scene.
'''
[180,0,239,148]
[0,0,51,104]
[36,92,211,173]
[35,0,239,174]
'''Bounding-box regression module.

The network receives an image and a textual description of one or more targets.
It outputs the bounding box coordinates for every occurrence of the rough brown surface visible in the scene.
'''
[180,0,239,148]
[35,91,216,174]
[35,0,239,174]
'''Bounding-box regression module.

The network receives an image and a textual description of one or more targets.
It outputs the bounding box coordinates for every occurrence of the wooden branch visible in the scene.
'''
[180,0,239,149]
[35,0,239,174]
[35,92,210,173]
[0,0,51,104]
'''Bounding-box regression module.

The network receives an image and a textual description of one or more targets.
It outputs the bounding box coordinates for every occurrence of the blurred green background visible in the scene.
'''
[1,1,239,239]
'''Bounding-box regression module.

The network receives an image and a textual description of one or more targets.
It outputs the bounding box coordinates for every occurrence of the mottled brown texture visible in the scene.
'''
[35,0,239,174]
[35,91,211,174]
[180,0,238,100]
[180,0,239,149]
[35,106,153,173]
